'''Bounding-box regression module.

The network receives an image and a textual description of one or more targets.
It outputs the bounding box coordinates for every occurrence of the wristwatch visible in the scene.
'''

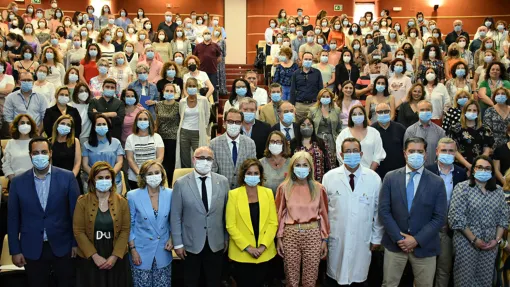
[128,246,136,251]
[470,236,478,246]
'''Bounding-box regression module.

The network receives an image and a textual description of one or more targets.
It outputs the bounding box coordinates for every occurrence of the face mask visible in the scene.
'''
[351,27,358,33]
[39,22,46,29]
[495,94,507,104]
[104,35,112,43]
[419,111,432,122]
[89,50,98,57]
[176,31,183,38]
[297,31,303,37]
[429,51,436,58]
[57,124,71,135]
[81,31,88,37]
[12,20,19,26]
[23,52,32,60]
[479,31,487,38]
[366,39,373,44]
[145,25,152,30]
[271,93,281,102]
[449,50,459,57]
[115,31,123,38]
[243,112,255,123]
[407,152,424,169]
[138,73,148,81]
[303,60,312,68]
[125,97,136,105]
[290,27,296,33]
[163,92,174,100]
[298,11,303,17]
[174,57,183,65]
[187,87,198,95]
[303,19,309,24]
[485,43,493,49]
[465,112,478,121]
[381,22,387,27]
[437,153,455,165]
[268,143,283,155]
[330,44,337,50]
[320,55,328,63]
[294,166,309,179]
[58,95,69,105]
[36,72,46,80]
[103,89,115,97]
[425,73,436,82]
[456,98,468,107]
[138,11,143,16]
[276,37,283,43]
[281,13,286,17]
[78,92,89,102]
[213,20,219,26]
[56,12,62,18]
[72,40,81,47]
[283,112,294,124]
[394,66,403,74]
[146,173,162,188]
[372,55,381,60]
[146,51,155,59]
[86,24,93,30]
[63,21,71,27]
[352,115,365,125]
[197,20,203,25]
[359,21,366,26]
[396,55,405,59]
[165,16,172,22]
[37,13,43,19]
[353,44,360,50]
[474,170,492,182]
[139,34,146,40]
[50,38,59,45]
[282,42,290,47]
[21,81,33,92]
[315,29,321,35]
[25,28,33,34]
[137,120,149,130]
[32,154,50,170]
[343,153,361,168]
[320,97,331,105]
[226,124,241,137]
[98,66,108,75]
[95,179,112,192]
[410,32,417,38]
[95,125,108,136]
[188,63,198,72]
[235,87,247,96]
[166,69,176,78]
[498,24,505,31]
[244,175,260,187]
[270,23,276,28]
[458,41,466,48]
[333,24,341,30]
[195,159,213,174]
[373,26,379,31]
[280,27,287,32]
[114,57,125,66]
[300,127,313,137]
[389,33,396,39]
[18,123,31,135]
[120,12,126,17]
[213,30,219,37]
[307,36,314,43]
[317,38,325,44]
[377,113,391,124]
[376,84,385,93]
[485,21,492,27]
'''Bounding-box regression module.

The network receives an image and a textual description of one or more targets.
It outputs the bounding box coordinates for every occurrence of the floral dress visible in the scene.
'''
[294,141,334,182]
[447,122,494,165]
[484,107,510,149]
[216,39,227,95]
[442,107,462,133]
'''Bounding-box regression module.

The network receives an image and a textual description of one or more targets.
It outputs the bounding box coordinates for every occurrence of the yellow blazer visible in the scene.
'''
[226,186,278,263]
[258,102,278,127]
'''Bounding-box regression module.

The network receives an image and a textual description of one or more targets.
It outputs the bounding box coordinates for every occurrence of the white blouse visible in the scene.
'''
[425,83,450,119]
[2,139,32,177]
[335,126,386,168]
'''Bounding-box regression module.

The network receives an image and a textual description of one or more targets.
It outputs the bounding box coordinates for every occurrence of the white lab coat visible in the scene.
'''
[322,165,384,285]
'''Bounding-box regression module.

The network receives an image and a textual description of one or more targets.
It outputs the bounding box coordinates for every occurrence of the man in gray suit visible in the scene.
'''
[170,146,230,287]
[210,108,257,189]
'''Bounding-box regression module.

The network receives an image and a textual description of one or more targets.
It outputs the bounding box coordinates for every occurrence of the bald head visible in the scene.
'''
[194,146,213,158]
[375,102,390,112]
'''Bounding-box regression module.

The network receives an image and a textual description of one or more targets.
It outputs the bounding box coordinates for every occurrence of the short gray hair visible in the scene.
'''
[239,97,258,110]
[417,100,433,110]
[136,63,149,74]
[438,137,457,147]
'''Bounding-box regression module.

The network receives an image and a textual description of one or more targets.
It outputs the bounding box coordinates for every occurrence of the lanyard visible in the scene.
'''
[19,93,32,110]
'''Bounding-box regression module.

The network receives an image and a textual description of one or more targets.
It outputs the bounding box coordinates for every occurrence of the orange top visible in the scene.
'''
[275,182,330,239]
[446,58,463,80]
[327,30,346,49]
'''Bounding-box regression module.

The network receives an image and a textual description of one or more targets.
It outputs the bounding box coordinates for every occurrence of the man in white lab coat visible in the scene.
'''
[322,137,384,286]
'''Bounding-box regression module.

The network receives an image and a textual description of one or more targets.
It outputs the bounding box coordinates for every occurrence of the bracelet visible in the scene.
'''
[322,238,328,243]
[470,236,478,246]
[128,246,136,251]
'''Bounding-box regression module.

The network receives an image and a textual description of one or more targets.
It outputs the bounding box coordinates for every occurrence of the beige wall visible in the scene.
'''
[225,0,247,64]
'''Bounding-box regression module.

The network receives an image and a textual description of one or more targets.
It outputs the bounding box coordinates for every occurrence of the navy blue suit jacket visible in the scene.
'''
[425,163,468,189]
[8,166,80,260]
[378,167,447,257]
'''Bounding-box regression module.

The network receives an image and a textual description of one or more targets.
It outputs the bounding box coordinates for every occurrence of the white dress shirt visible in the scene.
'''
[344,165,362,188]
[405,165,424,196]
[227,135,240,159]
[194,170,212,210]
[280,122,295,140]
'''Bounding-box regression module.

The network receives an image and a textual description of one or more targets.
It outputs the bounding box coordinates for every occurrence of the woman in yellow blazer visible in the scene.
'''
[226,158,278,287]
[73,161,132,287]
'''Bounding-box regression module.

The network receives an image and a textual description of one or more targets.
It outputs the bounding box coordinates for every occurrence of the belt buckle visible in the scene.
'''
[298,224,305,232]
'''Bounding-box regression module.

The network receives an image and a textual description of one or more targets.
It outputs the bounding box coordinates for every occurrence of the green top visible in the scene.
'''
[478,80,510,111]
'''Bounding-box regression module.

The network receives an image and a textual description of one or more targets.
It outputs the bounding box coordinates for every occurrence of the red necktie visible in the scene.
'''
[349,174,355,191]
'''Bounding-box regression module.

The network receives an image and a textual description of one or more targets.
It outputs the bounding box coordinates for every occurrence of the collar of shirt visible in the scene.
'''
[345,165,362,181]
[242,122,255,135]
[98,137,109,144]
[33,165,52,179]
[17,91,35,100]
[300,67,314,74]
[227,134,240,145]
[281,122,293,130]
[438,163,454,175]
[194,170,211,179]
[405,165,424,175]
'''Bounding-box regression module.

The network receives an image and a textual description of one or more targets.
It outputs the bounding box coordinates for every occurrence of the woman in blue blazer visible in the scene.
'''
[127,160,173,286]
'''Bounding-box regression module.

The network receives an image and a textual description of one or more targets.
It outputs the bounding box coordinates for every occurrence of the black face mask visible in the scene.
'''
[449,49,459,56]
[57,31,65,37]
[188,64,197,72]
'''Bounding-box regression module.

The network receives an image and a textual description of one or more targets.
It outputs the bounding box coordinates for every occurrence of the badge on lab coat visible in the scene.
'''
[359,194,370,205]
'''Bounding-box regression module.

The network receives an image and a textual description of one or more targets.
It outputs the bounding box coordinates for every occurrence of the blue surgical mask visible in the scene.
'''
[32,154,50,170]
[394,66,403,74]
[69,74,79,83]
[465,112,478,120]
[95,179,112,192]
[320,97,331,105]
[146,51,155,59]
[98,66,108,75]
[23,53,32,60]
[294,166,310,179]
[45,52,54,59]
[320,56,328,63]
[457,98,468,106]
[50,39,58,45]
[116,58,125,65]
[103,89,115,97]
[454,25,462,32]
[137,120,149,130]
[105,35,112,43]
[138,73,148,81]
[438,153,454,165]
[407,153,424,169]
[166,69,176,78]
[89,50,98,57]
[474,170,492,182]
[57,124,71,135]
[303,60,312,68]
[343,153,361,168]
[187,87,198,95]
[419,111,432,122]
[20,81,33,92]
[163,92,174,100]
[95,125,108,136]
[283,112,294,124]
[375,84,385,93]
[329,44,337,50]
[271,93,281,102]
[352,115,365,125]
[455,69,466,77]
[244,175,260,187]
[377,113,391,124]
[236,87,247,96]
[125,97,136,105]
[278,55,287,63]
[366,39,373,44]
[495,94,508,104]
[36,72,47,81]
[243,112,255,123]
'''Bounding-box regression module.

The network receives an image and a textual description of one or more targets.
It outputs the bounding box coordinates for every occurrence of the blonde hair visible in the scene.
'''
[315,88,334,108]
[281,151,319,200]
[453,90,472,109]
[88,161,117,194]
[137,160,167,189]
[51,114,75,148]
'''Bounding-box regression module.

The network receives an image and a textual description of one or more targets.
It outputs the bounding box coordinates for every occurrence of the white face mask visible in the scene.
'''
[78,92,89,102]
[195,159,212,175]
[268,143,283,155]
[146,173,162,188]
[18,123,31,135]
[226,124,241,137]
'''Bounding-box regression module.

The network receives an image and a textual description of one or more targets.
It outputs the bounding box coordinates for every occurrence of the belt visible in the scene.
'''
[296,100,313,104]
[286,221,319,231]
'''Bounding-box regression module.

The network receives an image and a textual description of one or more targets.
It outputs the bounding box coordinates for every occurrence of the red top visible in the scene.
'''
[80,59,98,84]
[193,42,221,74]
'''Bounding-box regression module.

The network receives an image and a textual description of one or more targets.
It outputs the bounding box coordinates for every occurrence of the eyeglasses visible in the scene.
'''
[474,165,492,172]
[376,110,391,115]
[269,140,283,145]
[195,156,213,162]
[226,120,242,125]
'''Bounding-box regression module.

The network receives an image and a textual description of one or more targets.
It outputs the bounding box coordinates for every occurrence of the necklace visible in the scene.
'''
[99,197,108,209]
[271,156,285,167]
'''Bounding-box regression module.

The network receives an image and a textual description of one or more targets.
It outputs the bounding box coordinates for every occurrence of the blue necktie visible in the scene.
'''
[407,171,417,212]
[284,127,291,141]
[232,141,238,166]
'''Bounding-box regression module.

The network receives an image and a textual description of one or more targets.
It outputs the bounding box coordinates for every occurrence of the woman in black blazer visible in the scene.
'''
[43,86,82,137]
[334,49,360,93]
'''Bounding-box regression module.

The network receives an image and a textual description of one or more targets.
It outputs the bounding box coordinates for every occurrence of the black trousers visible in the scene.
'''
[162,139,177,184]
[325,275,365,287]
[183,240,223,287]
[232,261,269,287]
[24,242,75,287]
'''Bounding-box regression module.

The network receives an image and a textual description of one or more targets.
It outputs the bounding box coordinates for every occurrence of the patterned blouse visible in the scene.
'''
[294,141,334,182]
[273,63,299,87]
[447,123,494,165]
[155,101,180,140]
[484,107,510,149]
[442,107,462,133]
[417,59,445,82]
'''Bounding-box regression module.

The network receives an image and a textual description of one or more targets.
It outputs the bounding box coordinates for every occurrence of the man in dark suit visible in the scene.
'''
[239,97,271,159]
[426,137,467,287]
[379,137,447,287]
[8,137,80,287]
[271,101,300,144]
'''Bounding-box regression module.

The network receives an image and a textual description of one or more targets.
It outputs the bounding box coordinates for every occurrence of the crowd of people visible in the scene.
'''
[2,2,510,287]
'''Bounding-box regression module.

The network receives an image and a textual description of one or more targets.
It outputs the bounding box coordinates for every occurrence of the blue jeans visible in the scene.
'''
[282,85,291,101]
